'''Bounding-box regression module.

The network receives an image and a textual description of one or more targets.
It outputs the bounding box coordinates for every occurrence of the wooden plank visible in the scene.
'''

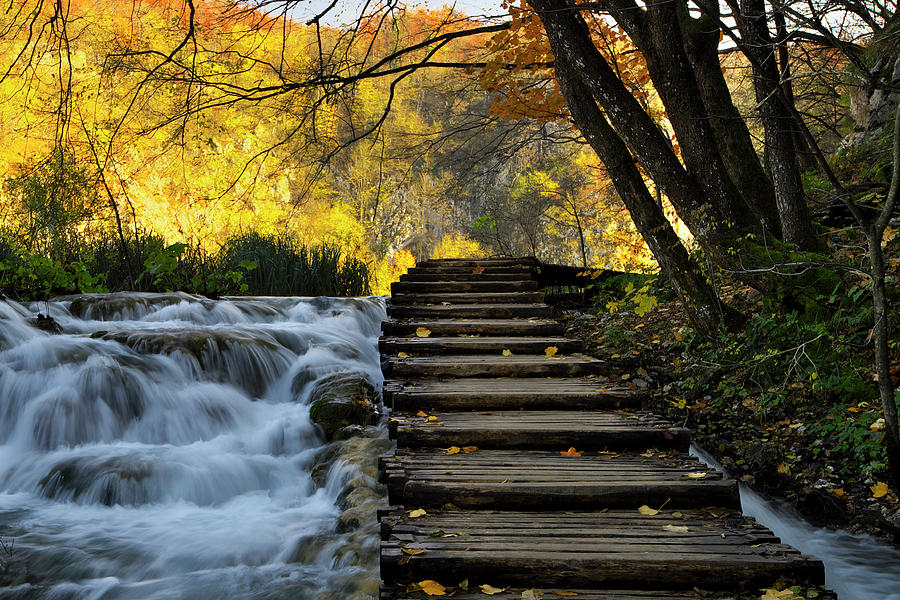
[388,303,552,319]
[391,280,540,294]
[389,410,690,451]
[380,337,583,356]
[383,378,640,411]
[382,319,565,337]
[381,449,739,509]
[384,354,605,378]
[400,272,534,281]
[391,291,545,304]
[416,258,537,269]
[379,510,825,588]
[380,586,775,599]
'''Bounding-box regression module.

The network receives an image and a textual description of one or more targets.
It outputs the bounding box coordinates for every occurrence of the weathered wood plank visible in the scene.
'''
[382,319,565,337]
[392,280,539,294]
[383,378,639,411]
[388,303,552,319]
[389,410,690,450]
[380,337,582,356]
[380,587,834,600]
[415,257,537,269]
[380,449,739,509]
[379,510,825,588]
[391,291,545,304]
[384,354,605,378]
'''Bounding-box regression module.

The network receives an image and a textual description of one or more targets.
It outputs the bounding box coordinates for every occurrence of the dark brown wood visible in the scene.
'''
[388,303,552,319]
[380,588,834,600]
[383,377,639,411]
[380,336,583,356]
[382,319,565,337]
[384,354,605,379]
[379,510,825,588]
[391,291,545,303]
[389,410,690,451]
[392,280,540,294]
[400,272,533,281]
[381,449,739,509]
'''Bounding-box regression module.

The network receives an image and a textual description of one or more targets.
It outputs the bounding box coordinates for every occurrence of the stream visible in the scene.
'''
[693,446,900,599]
[0,293,388,599]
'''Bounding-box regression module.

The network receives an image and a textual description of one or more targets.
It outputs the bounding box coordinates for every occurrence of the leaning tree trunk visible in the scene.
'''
[538,4,734,337]
[527,0,756,270]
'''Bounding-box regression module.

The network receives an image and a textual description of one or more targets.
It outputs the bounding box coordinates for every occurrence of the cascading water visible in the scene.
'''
[0,293,390,600]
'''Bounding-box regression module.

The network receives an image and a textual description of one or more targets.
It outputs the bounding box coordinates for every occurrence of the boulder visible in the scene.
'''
[307,373,380,440]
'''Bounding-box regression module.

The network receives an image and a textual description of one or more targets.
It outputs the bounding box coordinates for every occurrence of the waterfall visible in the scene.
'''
[0,293,388,599]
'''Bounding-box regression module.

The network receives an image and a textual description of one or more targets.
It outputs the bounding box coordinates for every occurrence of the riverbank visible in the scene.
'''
[561,300,900,547]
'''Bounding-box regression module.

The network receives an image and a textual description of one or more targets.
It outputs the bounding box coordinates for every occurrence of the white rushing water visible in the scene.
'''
[0,293,388,600]
[693,446,900,600]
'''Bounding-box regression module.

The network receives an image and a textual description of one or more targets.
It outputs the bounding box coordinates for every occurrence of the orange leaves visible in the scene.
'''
[415,327,432,337]
[417,580,446,596]
[871,481,889,498]
[544,345,558,358]
[446,445,479,454]
[560,446,581,456]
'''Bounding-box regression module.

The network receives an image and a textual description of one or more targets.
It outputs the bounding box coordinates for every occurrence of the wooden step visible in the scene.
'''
[379,337,583,357]
[380,510,826,589]
[389,410,690,450]
[388,303,552,319]
[380,449,740,510]
[416,257,537,269]
[391,292,545,304]
[384,354,605,379]
[380,587,830,600]
[383,378,639,411]
[392,280,539,294]
[382,319,565,337]
[400,272,533,282]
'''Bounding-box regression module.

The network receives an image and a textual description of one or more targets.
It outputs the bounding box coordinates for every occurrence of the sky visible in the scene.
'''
[288,0,508,26]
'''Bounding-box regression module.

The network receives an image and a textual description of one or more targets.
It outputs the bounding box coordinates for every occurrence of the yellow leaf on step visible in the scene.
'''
[684,472,707,479]
[663,524,689,533]
[544,346,558,358]
[479,584,508,595]
[401,547,426,555]
[638,505,659,515]
[502,349,513,356]
[560,447,581,457]
[777,464,791,475]
[418,580,446,596]
[417,411,428,417]
[415,327,432,338]
[408,508,427,518]
[397,352,409,358]
[760,589,796,600]
[462,446,479,453]
[426,415,440,422]
[871,481,889,498]
[445,446,461,455]
[552,591,578,596]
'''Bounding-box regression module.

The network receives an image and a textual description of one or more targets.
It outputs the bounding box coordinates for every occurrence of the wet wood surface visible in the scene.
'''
[378,258,830,598]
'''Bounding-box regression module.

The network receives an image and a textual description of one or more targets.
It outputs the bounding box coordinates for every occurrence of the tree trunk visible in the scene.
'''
[679,0,782,236]
[734,0,815,249]
[528,0,752,269]
[541,15,733,337]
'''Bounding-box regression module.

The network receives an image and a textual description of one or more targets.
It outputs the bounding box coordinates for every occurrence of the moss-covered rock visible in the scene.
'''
[307,373,379,440]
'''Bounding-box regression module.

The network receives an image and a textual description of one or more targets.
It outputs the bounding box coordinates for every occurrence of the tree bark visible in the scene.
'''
[528,0,754,268]
[542,17,733,336]
[734,0,816,249]
[679,0,782,236]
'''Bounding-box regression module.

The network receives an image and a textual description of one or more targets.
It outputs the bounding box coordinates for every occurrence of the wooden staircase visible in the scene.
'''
[378,257,833,599]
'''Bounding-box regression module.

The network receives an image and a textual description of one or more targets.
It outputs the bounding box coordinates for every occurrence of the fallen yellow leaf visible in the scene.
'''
[417,411,428,417]
[777,464,791,475]
[397,352,410,358]
[552,591,578,597]
[640,450,655,458]
[594,388,609,392]
[502,349,514,356]
[638,505,659,516]
[445,446,461,455]
[544,346,558,358]
[871,481,889,498]
[870,418,885,432]
[408,508,427,518]
[829,488,847,499]
[418,580,446,596]
[522,590,543,600]
[462,445,479,453]
[415,327,432,338]
[426,415,440,422]
[663,524,689,533]
[684,472,707,479]
[479,584,508,595]
[401,547,426,555]
[760,589,796,600]
[560,447,582,457]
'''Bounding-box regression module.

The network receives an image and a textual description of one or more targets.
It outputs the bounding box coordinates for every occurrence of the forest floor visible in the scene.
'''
[560,299,900,547]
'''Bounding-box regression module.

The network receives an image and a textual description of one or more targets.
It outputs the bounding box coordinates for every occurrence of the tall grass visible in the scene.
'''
[0,229,371,299]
